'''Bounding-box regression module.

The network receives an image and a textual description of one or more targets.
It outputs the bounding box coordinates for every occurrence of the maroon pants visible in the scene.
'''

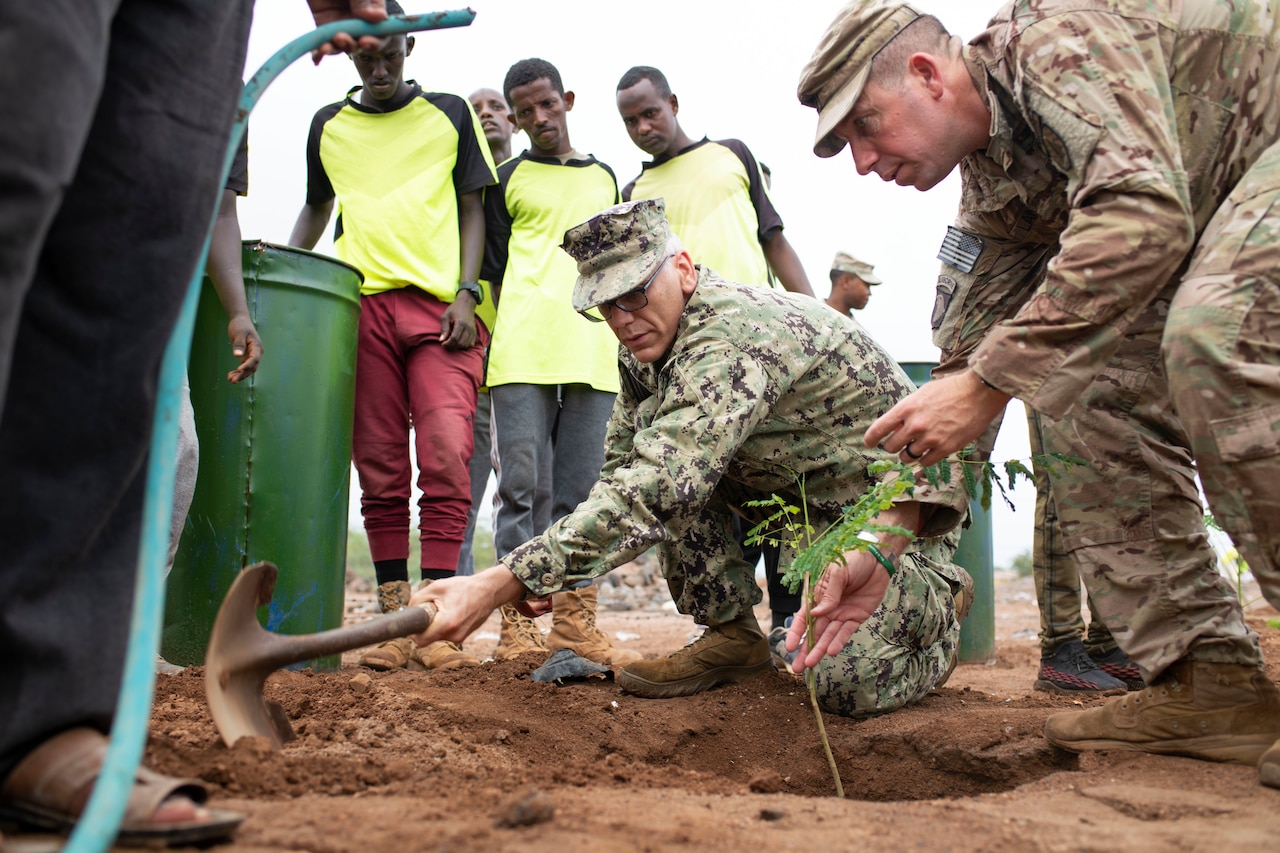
[353,287,486,570]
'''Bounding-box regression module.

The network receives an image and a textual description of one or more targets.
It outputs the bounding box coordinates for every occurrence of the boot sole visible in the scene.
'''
[1034,679,1127,696]
[548,643,643,667]
[617,660,774,699]
[423,660,480,671]
[1261,760,1280,789]
[494,649,549,662]
[953,567,975,626]
[361,658,410,672]
[1045,732,1278,766]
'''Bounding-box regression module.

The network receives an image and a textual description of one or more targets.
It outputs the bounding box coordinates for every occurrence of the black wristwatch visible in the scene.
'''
[456,280,483,305]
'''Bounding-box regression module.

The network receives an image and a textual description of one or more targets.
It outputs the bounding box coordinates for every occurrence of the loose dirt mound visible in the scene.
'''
[148,661,1076,806]
[23,572,1280,851]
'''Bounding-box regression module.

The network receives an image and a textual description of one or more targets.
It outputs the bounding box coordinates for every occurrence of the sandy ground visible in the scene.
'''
[8,569,1280,852]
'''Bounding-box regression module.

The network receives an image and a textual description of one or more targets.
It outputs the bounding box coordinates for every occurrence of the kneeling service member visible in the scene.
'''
[414,198,974,719]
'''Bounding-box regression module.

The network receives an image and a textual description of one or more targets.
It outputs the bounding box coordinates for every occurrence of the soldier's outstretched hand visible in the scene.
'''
[864,369,1009,467]
[409,564,543,646]
[785,551,891,673]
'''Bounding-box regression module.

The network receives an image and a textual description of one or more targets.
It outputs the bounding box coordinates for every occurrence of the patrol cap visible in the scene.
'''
[831,251,882,285]
[797,1,922,158]
[562,198,673,314]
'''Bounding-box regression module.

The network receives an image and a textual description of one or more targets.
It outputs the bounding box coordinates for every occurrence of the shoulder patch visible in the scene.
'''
[1027,111,1073,175]
[932,275,957,331]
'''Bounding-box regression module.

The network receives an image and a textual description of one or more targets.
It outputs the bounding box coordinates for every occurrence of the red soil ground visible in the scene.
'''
[13,570,1280,852]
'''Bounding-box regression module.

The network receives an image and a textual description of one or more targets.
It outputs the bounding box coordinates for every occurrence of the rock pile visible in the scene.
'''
[596,550,672,612]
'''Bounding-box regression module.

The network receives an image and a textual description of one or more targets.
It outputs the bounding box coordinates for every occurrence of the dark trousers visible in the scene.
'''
[0,0,252,781]
[733,516,801,624]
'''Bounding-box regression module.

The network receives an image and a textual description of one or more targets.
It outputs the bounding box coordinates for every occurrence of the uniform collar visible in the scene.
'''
[344,80,421,114]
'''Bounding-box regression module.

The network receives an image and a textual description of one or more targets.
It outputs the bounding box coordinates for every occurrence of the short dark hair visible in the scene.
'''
[385,0,405,15]
[504,58,564,105]
[617,65,671,98]
[870,16,949,89]
[829,269,844,286]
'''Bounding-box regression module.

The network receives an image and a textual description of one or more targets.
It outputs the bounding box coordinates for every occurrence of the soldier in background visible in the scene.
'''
[825,251,881,316]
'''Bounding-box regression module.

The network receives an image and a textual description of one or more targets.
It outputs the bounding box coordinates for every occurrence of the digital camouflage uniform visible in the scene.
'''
[503,269,971,717]
[927,0,1280,680]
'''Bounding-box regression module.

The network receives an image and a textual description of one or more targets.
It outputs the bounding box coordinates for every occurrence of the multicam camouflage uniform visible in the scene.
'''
[931,0,1280,679]
[1027,417,1127,653]
[1166,142,1280,611]
[503,270,970,717]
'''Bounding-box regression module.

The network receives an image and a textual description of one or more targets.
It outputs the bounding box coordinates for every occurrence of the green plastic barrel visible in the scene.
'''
[898,362,996,664]
[163,241,362,670]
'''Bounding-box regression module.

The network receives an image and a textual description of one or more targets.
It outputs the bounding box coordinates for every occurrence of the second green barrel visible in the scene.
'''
[898,361,996,664]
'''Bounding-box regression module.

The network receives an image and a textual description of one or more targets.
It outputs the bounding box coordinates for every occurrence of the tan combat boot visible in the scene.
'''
[617,611,773,698]
[493,604,548,660]
[359,580,415,671]
[546,585,642,666]
[408,579,480,671]
[1260,739,1280,788]
[1044,659,1280,765]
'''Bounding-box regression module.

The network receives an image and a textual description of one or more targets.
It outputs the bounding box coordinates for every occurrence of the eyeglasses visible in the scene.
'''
[580,254,673,322]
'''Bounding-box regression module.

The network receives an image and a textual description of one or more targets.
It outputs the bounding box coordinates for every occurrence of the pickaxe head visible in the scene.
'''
[205,562,435,748]
[205,563,297,748]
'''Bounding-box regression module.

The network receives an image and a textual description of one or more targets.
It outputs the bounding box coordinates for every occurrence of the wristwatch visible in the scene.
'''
[456,280,483,305]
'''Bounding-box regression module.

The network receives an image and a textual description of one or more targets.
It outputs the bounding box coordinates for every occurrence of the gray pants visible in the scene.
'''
[489,383,614,556]
[457,391,553,574]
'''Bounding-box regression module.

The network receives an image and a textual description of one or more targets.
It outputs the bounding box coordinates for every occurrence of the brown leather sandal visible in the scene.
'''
[0,728,243,847]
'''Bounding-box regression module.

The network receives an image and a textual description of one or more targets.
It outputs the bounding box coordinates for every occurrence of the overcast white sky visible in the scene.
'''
[239,0,1036,567]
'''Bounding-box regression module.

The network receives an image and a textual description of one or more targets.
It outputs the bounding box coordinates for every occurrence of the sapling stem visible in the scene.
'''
[749,452,1083,800]
[800,574,844,797]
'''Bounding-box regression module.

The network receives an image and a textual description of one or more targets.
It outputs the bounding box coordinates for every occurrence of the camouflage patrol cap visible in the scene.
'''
[562,198,673,314]
[831,250,882,285]
[797,1,922,158]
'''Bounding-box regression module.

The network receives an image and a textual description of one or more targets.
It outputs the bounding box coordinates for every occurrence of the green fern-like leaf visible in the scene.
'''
[978,462,994,511]
[991,468,1015,511]
[1004,459,1034,488]
[924,463,940,489]
[1031,452,1086,479]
